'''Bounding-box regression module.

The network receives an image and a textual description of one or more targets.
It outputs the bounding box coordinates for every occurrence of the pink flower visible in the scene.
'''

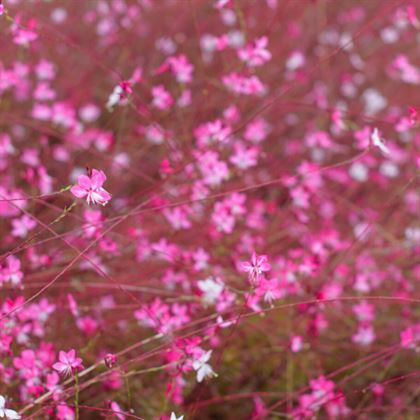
[151,85,173,110]
[11,215,36,238]
[352,325,375,346]
[222,72,266,96]
[400,324,420,350]
[56,404,74,420]
[238,36,271,67]
[166,54,194,84]
[70,169,111,206]
[52,349,83,377]
[240,252,271,285]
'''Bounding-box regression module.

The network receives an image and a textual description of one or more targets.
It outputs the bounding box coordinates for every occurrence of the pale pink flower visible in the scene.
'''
[166,54,194,84]
[11,215,36,238]
[238,36,271,67]
[222,72,266,96]
[151,85,173,110]
[70,169,111,206]
[291,335,303,353]
[352,325,375,346]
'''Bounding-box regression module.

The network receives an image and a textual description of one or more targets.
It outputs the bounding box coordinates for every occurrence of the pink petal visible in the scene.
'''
[251,252,257,265]
[70,185,88,198]
[77,174,92,190]
[53,362,64,371]
[58,350,67,363]
[90,169,106,189]
[240,262,252,272]
[67,349,76,360]
[98,189,111,203]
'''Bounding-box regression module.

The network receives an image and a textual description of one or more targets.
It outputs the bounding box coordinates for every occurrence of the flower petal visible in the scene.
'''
[77,174,92,190]
[90,170,106,190]
[70,185,88,198]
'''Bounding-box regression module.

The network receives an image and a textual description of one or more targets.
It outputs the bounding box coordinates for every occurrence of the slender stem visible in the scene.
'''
[74,370,80,420]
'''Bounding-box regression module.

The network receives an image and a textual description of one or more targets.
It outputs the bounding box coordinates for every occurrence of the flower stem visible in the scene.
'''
[74,370,80,420]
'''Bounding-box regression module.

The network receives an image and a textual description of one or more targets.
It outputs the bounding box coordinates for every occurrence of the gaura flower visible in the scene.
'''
[0,396,20,419]
[52,349,83,377]
[192,350,217,382]
[70,169,111,206]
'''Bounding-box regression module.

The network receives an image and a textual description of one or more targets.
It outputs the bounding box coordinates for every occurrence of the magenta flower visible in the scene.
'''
[52,349,83,377]
[70,169,111,206]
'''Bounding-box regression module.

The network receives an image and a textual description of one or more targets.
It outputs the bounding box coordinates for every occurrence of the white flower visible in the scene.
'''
[371,127,389,154]
[170,413,184,420]
[0,396,21,419]
[197,277,224,305]
[192,350,217,382]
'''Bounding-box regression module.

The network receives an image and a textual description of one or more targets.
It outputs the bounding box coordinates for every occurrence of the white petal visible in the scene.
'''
[0,397,5,409]
[5,409,20,420]
[196,367,205,382]
[201,350,212,363]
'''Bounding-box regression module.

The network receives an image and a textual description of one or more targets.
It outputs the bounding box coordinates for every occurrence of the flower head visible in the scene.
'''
[240,252,271,286]
[52,349,83,377]
[192,350,217,382]
[70,169,111,206]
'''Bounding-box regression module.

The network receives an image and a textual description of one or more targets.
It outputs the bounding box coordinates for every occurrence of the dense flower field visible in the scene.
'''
[0,0,419,418]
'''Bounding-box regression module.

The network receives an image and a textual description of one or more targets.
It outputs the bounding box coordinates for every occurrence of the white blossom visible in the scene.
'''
[0,396,20,420]
[197,277,224,305]
[192,350,217,382]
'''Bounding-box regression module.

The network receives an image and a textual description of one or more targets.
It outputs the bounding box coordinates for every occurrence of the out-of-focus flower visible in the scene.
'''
[0,396,20,419]
[192,350,217,382]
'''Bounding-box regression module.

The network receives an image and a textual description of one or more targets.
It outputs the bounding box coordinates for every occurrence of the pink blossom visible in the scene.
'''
[166,54,194,84]
[151,85,173,110]
[400,324,420,350]
[222,73,266,96]
[11,215,36,238]
[240,253,271,285]
[238,37,271,67]
[52,349,83,377]
[70,169,111,206]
